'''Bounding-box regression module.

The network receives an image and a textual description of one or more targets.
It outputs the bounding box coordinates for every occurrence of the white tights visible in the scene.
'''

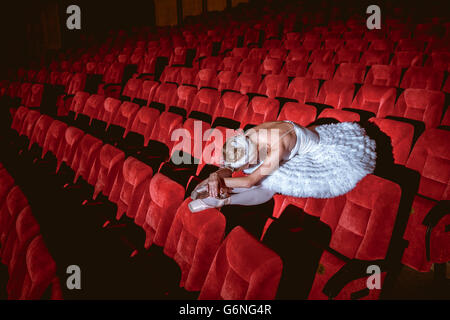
[202,185,276,207]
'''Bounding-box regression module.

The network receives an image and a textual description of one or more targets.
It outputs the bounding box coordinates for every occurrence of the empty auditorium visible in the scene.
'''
[0,0,448,305]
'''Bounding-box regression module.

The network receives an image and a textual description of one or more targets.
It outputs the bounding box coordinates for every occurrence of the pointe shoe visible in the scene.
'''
[190,184,209,200]
[188,198,231,213]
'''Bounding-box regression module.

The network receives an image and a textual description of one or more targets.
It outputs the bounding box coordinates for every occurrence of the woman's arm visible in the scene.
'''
[222,144,283,189]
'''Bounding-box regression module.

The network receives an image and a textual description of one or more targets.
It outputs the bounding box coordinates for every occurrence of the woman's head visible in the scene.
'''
[222,133,257,170]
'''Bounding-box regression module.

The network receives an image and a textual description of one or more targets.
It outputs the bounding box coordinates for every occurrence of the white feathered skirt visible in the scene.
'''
[259,122,377,198]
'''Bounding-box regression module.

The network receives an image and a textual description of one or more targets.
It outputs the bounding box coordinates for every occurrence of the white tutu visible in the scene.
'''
[259,122,377,198]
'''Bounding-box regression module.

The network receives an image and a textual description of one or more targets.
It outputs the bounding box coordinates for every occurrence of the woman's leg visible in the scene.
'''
[200,185,275,207]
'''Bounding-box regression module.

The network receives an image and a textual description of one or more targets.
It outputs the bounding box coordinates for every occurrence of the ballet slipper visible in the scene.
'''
[190,184,209,200]
[188,197,231,213]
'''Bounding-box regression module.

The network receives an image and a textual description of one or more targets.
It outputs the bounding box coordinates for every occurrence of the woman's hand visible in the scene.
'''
[207,172,222,198]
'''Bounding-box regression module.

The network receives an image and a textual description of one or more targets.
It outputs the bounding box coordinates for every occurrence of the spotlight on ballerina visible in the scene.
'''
[188,120,377,213]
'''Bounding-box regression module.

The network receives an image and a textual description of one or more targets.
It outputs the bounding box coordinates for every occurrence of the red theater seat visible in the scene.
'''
[28,115,54,152]
[160,66,181,84]
[41,120,68,162]
[240,97,279,129]
[402,129,450,272]
[333,49,361,64]
[280,60,308,78]
[213,92,248,125]
[238,58,261,74]
[400,67,444,91]
[343,39,368,51]
[309,49,334,64]
[121,78,143,102]
[351,84,396,117]
[195,69,219,89]
[307,175,401,299]
[259,58,283,75]
[164,198,226,291]
[217,71,238,92]
[396,39,426,52]
[364,65,402,87]
[70,134,102,185]
[284,77,319,103]
[139,173,185,248]
[386,88,445,128]
[424,52,450,71]
[390,51,424,69]
[59,127,85,172]
[305,61,335,80]
[369,118,415,165]
[90,144,125,200]
[368,39,394,52]
[314,80,355,109]
[286,48,309,62]
[233,73,261,95]
[218,57,241,72]
[149,83,178,112]
[360,50,390,66]
[258,74,289,99]
[17,235,58,299]
[318,109,360,122]
[109,157,153,221]
[198,226,283,300]
[277,102,317,127]
[5,206,40,299]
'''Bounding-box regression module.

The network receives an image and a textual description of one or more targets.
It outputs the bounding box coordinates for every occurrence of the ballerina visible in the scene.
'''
[188,120,377,213]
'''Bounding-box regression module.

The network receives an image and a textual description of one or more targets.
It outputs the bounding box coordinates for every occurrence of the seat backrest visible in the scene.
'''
[24,84,44,108]
[69,91,90,118]
[111,102,140,138]
[122,78,143,101]
[258,74,289,99]
[190,88,220,116]
[149,111,184,148]
[150,82,178,109]
[360,50,390,66]
[365,64,402,87]
[195,69,218,89]
[285,77,319,103]
[369,118,415,165]
[318,108,360,122]
[42,120,68,160]
[136,80,159,102]
[400,67,444,91]
[175,85,197,114]
[306,174,401,260]
[21,236,56,299]
[198,226,283,300]
[11,107,29,133]
[351,84,396,116]
[81,94,105,123]
[333,62,366,84]
[390,51,424,69]
[129,107,160,146]
[164,198,226,291]
[315,80,355,109]
[305,61,335,80]
[90,144,125,200]
[280,60,308,78]
[143,173,185,248]
[177,67,197,86]
[109,157,153,220]
[19,110,41,138]
[60,126,84,170]
[405,128,450,201]
[28,115,54,150]
[214,92,248,122]
[217,71,238,92]
[277,102,317,126]
[391,88,445,128]
[97,97,121,128]
[242,97,279,128]
[66,73,87,95]
[70,134,103,183]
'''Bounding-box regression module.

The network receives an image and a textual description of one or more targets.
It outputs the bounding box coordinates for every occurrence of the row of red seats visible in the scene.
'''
[0,165,62,299]
[10,105,425,300]
[8,108,286,299]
